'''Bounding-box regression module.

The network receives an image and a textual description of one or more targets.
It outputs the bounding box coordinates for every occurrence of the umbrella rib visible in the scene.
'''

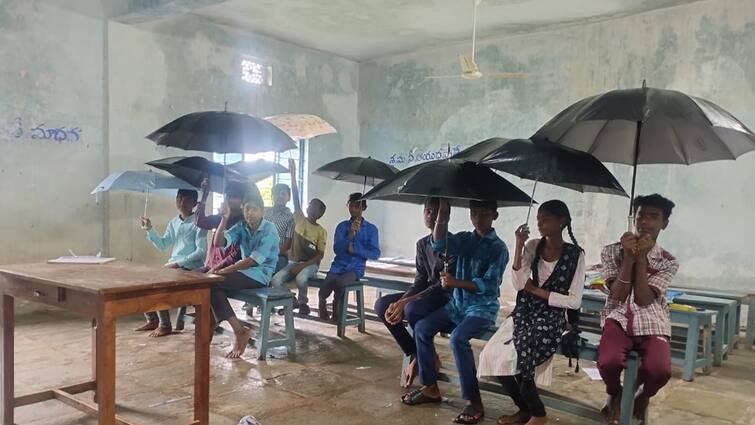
[668,121,692,164]
[585,119,612,156]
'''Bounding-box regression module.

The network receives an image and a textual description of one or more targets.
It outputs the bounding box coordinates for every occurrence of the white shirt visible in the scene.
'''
[511,238,585,310]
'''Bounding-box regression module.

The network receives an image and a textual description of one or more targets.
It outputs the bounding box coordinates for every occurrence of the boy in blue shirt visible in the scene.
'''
[318,192,380,321]
[137,189,207,337]
[212,184,280,358]
[402,199,508,425]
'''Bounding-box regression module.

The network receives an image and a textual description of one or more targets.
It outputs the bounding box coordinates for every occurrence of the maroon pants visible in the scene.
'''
[597,319,672,397]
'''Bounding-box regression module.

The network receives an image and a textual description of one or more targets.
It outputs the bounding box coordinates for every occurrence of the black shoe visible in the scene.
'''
[298,304,311,316]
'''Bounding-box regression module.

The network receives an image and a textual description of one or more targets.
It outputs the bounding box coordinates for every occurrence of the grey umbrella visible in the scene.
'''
[532,81,755,227]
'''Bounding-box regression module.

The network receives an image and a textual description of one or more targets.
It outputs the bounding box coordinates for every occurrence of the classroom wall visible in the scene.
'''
[0,0,107,263]
[0,1,359,267]
[358,0,755,292]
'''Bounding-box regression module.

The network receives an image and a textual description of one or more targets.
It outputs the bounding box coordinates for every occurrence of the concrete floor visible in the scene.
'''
[8,290,755,425]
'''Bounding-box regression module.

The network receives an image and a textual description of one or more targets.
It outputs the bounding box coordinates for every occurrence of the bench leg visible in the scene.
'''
[713,312,724,366]
[746,298,755,349]
[727,306,737,351]
[682,316,700,381]
[337,292,348,338]
[258,300,271,361]
[284,300,296,355]
[619,354,639,425]
[733,304,742,349]
[702,320,713,374]
[357,288,366,334]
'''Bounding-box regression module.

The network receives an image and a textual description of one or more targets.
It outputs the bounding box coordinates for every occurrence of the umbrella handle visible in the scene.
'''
[524,179,538,225]
[144,190,150,218]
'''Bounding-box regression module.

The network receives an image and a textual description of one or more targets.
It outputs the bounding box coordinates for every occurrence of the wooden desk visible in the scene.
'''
[365,261,416,279]
[0,263,222,425]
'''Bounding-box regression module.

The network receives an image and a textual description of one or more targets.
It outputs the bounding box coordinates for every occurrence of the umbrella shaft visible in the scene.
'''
[628,120,643,231]
[144,190,149,217]
[525,179,538,224]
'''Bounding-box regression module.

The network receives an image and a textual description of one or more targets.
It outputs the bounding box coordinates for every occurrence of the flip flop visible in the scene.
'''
[452,404,484,424]
[401,388,442,406]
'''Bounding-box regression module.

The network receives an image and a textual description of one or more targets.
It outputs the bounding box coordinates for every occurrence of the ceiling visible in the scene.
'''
[116,0,706,61]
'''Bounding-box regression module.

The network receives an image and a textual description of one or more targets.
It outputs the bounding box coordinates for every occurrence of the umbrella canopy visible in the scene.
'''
[362,158,534,208]
[314,156,399,187]
[532,84,755,224]
[227,159,289,183]
[146,110,297,154]
[146,156,245,193]
[265,113,337,139]
[90,170,197,195]
[462,138,628,197]
[452,137,511,163]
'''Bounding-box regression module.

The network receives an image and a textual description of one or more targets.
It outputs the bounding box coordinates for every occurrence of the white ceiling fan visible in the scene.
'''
[426,0,528,81]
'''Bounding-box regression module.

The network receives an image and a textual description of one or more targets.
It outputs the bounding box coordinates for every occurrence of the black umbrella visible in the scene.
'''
[455,137,628,222]
[227,159,289,183]
[533,82,755,227]
[314,156,399,191]
[146,156,245,193]
[146,106,297,154]
[362,158,533,208]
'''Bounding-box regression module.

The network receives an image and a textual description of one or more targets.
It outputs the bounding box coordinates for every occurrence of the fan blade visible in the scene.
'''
[481,72,529,79]
[425,75,462,79]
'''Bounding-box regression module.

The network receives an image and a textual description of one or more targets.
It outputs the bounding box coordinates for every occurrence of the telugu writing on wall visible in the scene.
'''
[4,117,82,143]
[387,144,463,166]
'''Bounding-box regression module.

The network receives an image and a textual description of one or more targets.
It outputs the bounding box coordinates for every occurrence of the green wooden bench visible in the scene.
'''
[304,276,366,338]
[670,286,752,349]
[403,329,646,425]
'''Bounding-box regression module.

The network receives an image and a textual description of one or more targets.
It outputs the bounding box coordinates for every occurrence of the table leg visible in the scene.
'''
[91,319,98,403]
[682,316,699,381]
[727,306,737,352]
[1,295,14,425]
[747,297,755,349]
[713,311,724,366]
[194,294,211,425]
[96,315,116,425]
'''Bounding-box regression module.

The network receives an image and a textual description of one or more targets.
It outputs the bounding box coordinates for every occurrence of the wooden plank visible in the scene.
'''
[0,263,221,295]
[96,312,117,425]
[193,291,211,425]
[1,294,14,425]
[60,380,97,395]
[52,390,137,425]
[106,289,208,318]
[0,278,99,317]
[14,390,54,407]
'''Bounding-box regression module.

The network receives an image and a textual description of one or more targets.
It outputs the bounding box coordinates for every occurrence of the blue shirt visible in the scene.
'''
[146,213,207,270]
[328,218,381,279]
[432,228,508,324]
[225,219,280,285]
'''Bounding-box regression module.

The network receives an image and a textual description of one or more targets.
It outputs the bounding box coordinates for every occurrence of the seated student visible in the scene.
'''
[270,159,327,316]
[137,189,207,337]
[264,182,295,273]
[319,193,380,321]
[211,184,280,359]
[477,200,585,425]
[597,194,679,423]
[374,197,452,388]
[402,199,508,425]
[195,178,245,273]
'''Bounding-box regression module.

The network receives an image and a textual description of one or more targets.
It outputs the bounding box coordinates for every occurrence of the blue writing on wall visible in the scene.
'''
[6,117,82,143]
[388,144,462,166]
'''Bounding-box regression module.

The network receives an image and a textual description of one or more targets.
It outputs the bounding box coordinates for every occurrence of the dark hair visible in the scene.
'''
[633,194,675,220]
[348,192,367,210]
[176,189,198,202]
[225,181,246,198]
[311,198,327,213]
[243,184,264,209]
[272,183,291,196]
[531,200,581,275]
[469,199,498,212]
[424,197,440,208]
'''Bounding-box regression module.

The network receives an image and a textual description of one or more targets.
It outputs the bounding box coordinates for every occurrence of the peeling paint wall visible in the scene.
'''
[108,16,360,266]
[358,0,755,291]
[0,0,107,263]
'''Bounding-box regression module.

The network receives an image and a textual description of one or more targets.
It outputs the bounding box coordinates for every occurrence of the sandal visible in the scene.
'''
[401,388,442,406]
[452,404,484,424]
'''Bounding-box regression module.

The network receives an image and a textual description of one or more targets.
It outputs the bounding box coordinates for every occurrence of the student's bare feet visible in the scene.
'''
[633,393,650,420]
[134,321,159,332]
[225,327,253,358]
[524,416,548,425]
[402,356,418,388]
[148,326,172,337]
[601,390,622,424]
[497,410,531,425]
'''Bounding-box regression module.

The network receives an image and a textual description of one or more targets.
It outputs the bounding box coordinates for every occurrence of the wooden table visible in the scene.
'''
[0,262,222,425]
[365,261,416,279]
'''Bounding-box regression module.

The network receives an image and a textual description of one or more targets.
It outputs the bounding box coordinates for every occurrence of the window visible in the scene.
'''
[212,140,308,213]
[241,59,272,86]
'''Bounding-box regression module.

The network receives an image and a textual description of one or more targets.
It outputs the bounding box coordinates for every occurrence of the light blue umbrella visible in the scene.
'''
[91,170,198,216]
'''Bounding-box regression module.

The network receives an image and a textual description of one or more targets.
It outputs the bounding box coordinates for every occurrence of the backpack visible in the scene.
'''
[560,309,585,372]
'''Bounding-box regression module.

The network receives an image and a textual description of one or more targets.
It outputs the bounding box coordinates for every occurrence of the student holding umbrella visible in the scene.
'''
[402,198,508,425]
